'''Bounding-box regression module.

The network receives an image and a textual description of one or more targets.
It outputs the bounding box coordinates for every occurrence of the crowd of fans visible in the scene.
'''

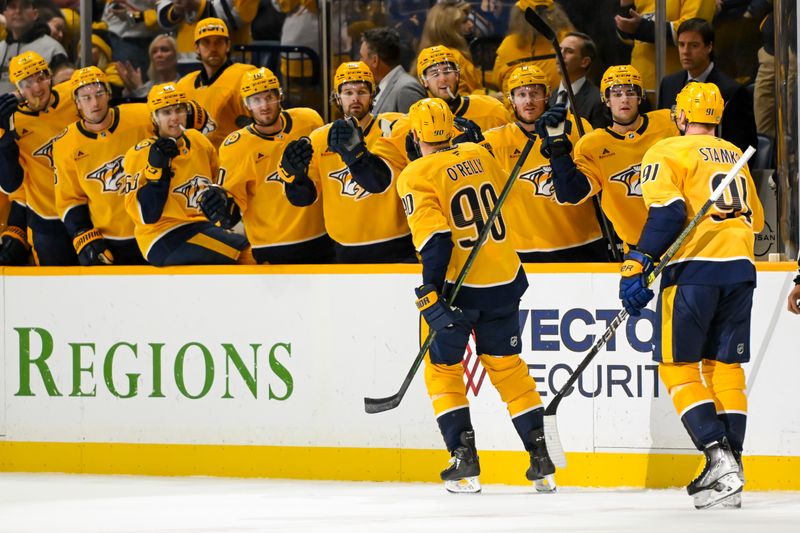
[0,0,791,267]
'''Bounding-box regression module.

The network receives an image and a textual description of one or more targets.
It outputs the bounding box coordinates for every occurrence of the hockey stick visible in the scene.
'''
[524,7,622,261]
[542,145,756,467]
[364,138,536,414]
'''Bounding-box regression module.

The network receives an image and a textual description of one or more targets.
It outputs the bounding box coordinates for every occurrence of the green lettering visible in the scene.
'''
[222,343,259,399]
[69,343,96,397]
[104,342,140,398]
[174,342,214,399]
[14,327,61,397]
[268,342,293,401]
[149,343,166,398]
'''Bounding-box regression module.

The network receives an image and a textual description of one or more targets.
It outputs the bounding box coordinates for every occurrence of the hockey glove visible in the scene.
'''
[0,93,19,145]
[535,105,572,159]
[73,228,114,266]
[199,185,241,229]
[0,226,30,265]
[619,249,655,316]
[279,137,313,182]
[327,117,367,166]
[405,131,422,162]
[148,137,180,169]
[452,117,484,144]
[415,284,464,333]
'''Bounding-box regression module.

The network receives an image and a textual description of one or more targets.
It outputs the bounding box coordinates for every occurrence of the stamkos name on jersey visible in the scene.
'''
[698,146,740,164]
[446,158,484,181]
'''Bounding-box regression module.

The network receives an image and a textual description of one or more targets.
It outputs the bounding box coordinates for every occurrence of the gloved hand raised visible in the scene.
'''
[0,93,20,144]
[535,105,572,159]
[619,249,655,316]
[279,137,313,181]
[148,137,180,170]
[452,116,484,144]
[327,117,367,166]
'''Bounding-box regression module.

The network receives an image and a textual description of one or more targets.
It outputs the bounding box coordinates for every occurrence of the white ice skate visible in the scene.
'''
[687,438,743,510]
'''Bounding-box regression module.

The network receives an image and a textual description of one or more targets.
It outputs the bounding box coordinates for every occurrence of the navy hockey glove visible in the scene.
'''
[535,105,572,159]
[279,137,313,182]
[0,93,19,145]
[405,131,422,161]
[452,116,484,144]
[415,284,464,333]
[619,249,655,316]
[327,117,367,166]
[148,137,180,173]
[0,226,30,265]
[73,228,114,266]
[199,185,241,229]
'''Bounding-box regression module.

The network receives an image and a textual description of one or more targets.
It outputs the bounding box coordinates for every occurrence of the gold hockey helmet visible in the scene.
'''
[506,64,550,99]
[147,83,189,114]
[674,81,724,125]
[333,61,375,93]
[600,64,643,102]
[241,67,282,99]
[70,66,110,98]
[416,45,460,84]
[408,97,454,144]
[9,51,50,87]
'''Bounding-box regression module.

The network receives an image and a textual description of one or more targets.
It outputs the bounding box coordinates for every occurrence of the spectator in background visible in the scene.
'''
[117,33,179,97]
[88,26,125,96]
[415,0,482,94]
[103,0,163,76]
[0,0,68,93]
[156,0,258,56]
[49,54,73,82]
[360,27,426,114]
[657,18,757,155]
[550,31,608,128]
[747,0,776,138]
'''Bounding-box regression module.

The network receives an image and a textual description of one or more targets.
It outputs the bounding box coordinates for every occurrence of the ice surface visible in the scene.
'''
[1,473,799,533]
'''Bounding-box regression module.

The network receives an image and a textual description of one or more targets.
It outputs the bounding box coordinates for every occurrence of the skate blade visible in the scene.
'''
[722,492,742,509]
[533,474,557,493]
[693,473,744,510]
[445,476,481,494]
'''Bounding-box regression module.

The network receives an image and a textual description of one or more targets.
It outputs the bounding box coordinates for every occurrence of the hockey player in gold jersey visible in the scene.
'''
[539,65,679,249]
[621,82,763,509]
[280,61,414,263]
[123,84,248,266]
[483,64,605,262]
[53,67,153,265]
[176,18,254,148]
[0,51,79,265]
[199,67,333,264]
[398,98,554,493]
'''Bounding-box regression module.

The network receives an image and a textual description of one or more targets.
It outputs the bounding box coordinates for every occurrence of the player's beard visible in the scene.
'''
[254,109,281,129]
[345,103,368,121]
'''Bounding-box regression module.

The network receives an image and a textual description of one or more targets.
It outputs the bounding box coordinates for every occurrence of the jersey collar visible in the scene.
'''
[77,106,121,139]
[17,90,60,117]
[196,60,233,88]
[247,111,294,140]
[451,96,469,117]
[604,113,650,140]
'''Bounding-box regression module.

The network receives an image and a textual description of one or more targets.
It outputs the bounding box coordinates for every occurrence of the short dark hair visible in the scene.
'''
[565,31,597,65]
[676,18,715,45]
[361,27,402,68]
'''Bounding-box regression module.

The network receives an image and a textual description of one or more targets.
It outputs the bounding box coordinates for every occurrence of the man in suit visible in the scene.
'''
[359,27,426,115]
[657,18,758,155]
[549,32,609,129]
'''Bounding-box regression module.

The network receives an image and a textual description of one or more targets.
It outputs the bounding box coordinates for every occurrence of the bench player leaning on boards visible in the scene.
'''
[279,61,414,263]
[122,84,248,266]
[397,98,555,494]
[482,64,606,262]
[53,67,154,266]
[198,66,333,264]
[538,65,679,252]
[0,51,78,266]
[620,82,763,510]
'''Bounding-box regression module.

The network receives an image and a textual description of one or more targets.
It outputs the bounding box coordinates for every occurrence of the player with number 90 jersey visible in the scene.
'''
[397,141,527,309]
[640,135,764,286]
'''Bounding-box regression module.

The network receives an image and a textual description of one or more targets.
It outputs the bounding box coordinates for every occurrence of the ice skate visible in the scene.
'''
[723,450,745,509]
[687,438,743,509]
[525,428,557,493]
[441,430,481,493]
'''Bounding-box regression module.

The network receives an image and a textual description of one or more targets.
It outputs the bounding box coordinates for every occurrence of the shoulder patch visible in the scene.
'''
[224,131,241,146]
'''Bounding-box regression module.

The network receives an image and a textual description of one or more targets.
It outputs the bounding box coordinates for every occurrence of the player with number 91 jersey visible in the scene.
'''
[640,135,764,286]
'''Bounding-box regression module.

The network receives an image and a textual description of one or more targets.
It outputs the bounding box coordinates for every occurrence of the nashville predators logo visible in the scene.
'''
[328,167,370,200]
[86,156,126,193]
[173,175,213,209]
[265,170,282,184]
[609,165,642,197]
[519,165,554,197]
[33,129,67,169]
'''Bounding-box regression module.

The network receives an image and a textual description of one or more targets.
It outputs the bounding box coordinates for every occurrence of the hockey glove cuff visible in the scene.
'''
[73,228,114,266]
[415,284,463,332]
[0,226,30,265]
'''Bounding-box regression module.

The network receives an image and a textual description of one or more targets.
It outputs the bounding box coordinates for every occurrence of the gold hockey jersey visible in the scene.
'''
[53,104,153,239]
[123,128,219,257]
[219,107,326,249]
[307,114,410,246]
[176,62,255,148]
[571,109,679,246]
[483,119,602,253]
[640,134,764,283]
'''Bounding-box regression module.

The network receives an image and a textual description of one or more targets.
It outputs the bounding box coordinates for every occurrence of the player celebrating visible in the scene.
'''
[176,18,254,148]
[280,61,413,263]
[483,64,606,262]
[539,65,679,250]
[122,84,248,266]
[201,67,333,264]
[53,67,153,265]
[397,98,554,494]
[621,82,763,509]
[0,51,78,265]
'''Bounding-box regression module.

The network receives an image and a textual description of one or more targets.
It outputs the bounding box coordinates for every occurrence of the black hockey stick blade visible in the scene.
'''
[524,8,557,43]
[364,394,402,414]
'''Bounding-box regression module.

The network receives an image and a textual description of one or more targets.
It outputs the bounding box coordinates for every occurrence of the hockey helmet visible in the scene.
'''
[333,61,374,94]
[9,51,50,87]
[147,83,189,114]
[241,67,282,100]
[408,98,454,144]
[70,66,110,99]
[416,45,460,84]
[674,81,724,125]
[506,64,550,100]
[600,64,643,102]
